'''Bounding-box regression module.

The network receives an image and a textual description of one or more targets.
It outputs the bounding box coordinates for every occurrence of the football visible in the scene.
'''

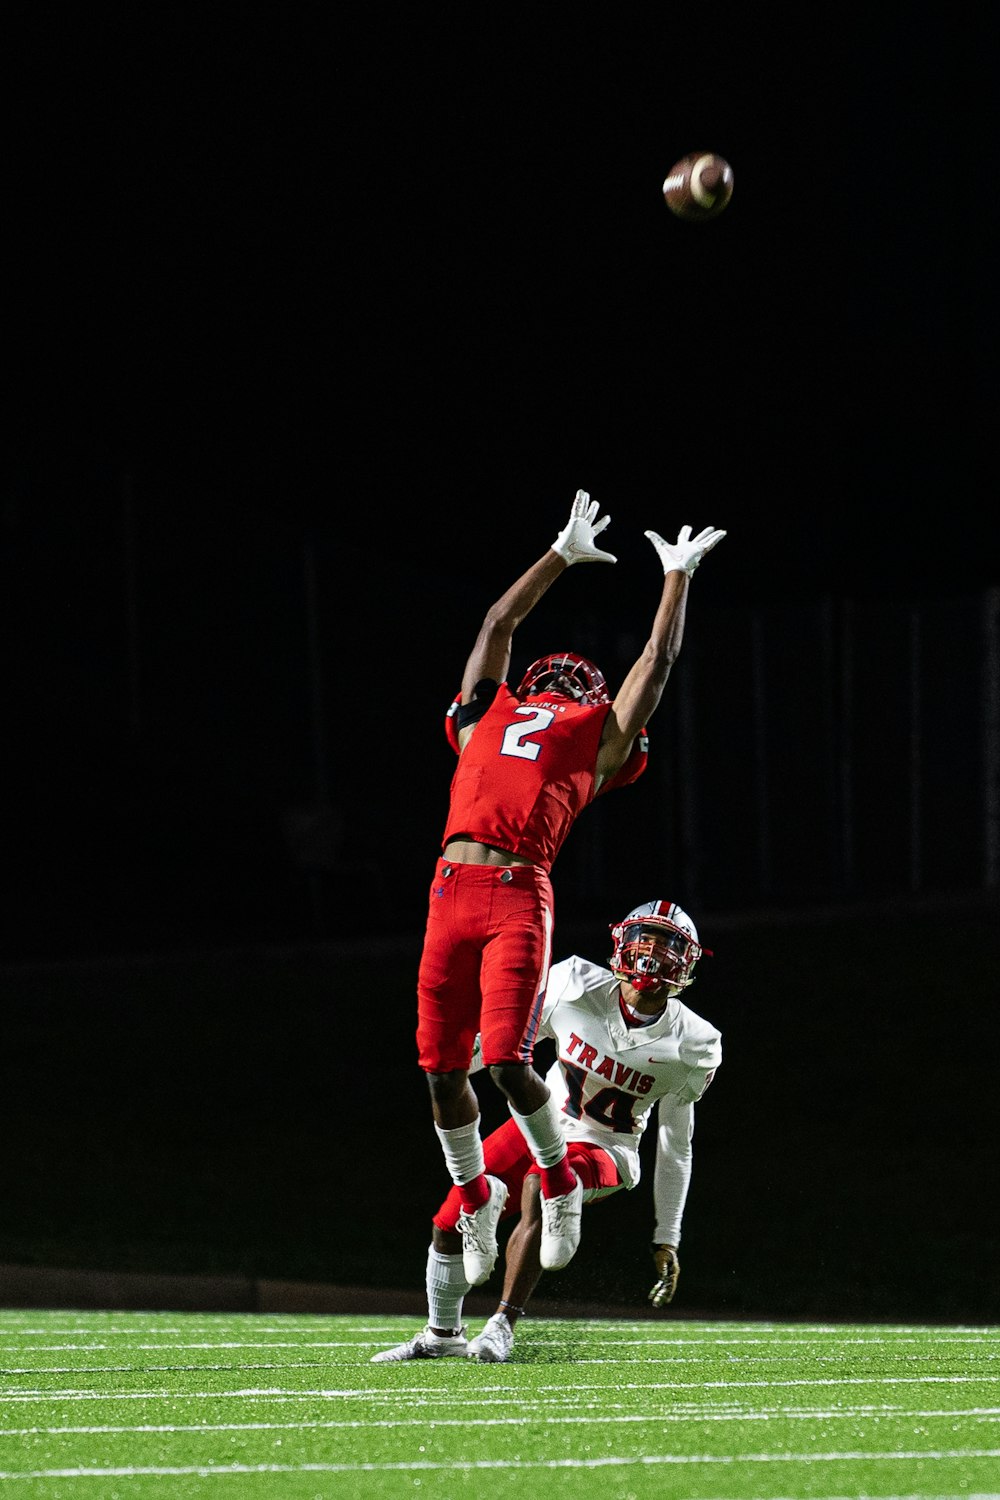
[662,152,734,222]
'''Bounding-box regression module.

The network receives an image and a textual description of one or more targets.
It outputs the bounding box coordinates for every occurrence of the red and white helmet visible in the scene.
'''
[609,899,710,994]
[517,651,610,705]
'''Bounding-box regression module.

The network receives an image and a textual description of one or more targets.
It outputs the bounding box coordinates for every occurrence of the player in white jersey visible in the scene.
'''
[372,898,721,1364]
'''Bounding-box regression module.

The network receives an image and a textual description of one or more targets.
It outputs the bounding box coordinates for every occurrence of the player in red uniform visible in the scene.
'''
[417,490,725,1286]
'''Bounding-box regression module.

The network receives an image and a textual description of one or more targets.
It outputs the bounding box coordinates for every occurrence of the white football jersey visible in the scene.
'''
[539,954,722,1192]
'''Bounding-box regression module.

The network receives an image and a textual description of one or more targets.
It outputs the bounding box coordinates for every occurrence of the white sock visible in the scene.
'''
[434,1117,485,1186]
[510,1096,568,1168]
[426,1245,469,1333]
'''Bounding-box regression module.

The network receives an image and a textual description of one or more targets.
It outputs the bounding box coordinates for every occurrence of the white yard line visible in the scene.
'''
[0,1406,998,1436]
[3,1373,1000,1406]
[0,1341,368,1351]
[0,1448,999,1479]
[7,1335,996,1351]
[0,1362,341,1374]
[1,1321,993,1351]
[0,1318,995,1337]
[4,1350,999,1372]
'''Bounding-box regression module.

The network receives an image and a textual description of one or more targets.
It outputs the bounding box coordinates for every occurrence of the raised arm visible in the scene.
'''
[460,490,617,700]
[596,523,726,787]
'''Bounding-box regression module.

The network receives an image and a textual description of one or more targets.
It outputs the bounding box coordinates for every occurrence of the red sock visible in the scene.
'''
[459,1174,491,1213]
[540,1157,577,1199]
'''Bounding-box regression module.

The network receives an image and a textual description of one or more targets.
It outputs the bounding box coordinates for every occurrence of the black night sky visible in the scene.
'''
[4,6,1000,1323]
[7,8,998,957]
[12,11,997,567]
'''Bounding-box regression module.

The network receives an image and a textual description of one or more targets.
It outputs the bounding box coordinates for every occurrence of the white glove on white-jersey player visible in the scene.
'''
[551,490,617,565]
[645,524,726,576]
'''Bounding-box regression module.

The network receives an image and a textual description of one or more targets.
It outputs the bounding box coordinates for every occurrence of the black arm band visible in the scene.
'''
[456,679,498,729]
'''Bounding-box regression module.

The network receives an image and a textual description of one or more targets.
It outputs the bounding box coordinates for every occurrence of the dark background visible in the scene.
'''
[11,11,997,596]
[5,9,998,1320]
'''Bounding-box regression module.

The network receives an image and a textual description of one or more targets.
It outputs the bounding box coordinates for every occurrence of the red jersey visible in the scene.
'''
[441,683,612,872]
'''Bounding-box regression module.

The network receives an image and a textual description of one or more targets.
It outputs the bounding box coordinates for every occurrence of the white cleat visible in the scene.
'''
[467,1311,514,1363]
[539,1173,583,1269]
[371,1324,468,1362]
[457,1175,509,1285]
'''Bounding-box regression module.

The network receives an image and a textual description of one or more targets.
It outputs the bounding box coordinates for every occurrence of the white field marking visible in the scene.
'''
[1,1320,995,1332]
[539,1338,1000,1350]
[1,1318,994,1333]
[0,1341,365,1352]
[0,1361,342,1375]
[2,1405,999,1437]
[0,1338,383,1350]
[0,1388,490,1404]
[1,1449,1000,1479]
[365,1338,958,1354]
[505,1346,1000,1359]
[5,1336,999,1363]
[529,1355,1000,1368]
[9,1345,999,1369]
[534,1376,1000,1391]
[3,1374,1000,1406]
[304,1333,999,1351]
[0,1326,383,1338]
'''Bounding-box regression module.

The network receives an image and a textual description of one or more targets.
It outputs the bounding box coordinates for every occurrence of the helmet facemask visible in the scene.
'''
[609,913,706,995]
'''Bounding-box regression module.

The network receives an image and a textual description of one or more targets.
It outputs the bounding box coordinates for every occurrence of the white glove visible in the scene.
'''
[469,1033,486,1075]
[644,524,726,576]
[551,489,617,565]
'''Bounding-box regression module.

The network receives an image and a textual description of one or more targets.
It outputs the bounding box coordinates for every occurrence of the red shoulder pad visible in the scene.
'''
[596,729,649,795]
[445,692,462,754]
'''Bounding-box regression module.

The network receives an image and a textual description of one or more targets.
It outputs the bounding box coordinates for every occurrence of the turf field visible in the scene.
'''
[0,1311,996,1498]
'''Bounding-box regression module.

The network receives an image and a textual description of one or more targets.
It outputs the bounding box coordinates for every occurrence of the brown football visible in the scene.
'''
[662,152,734,222]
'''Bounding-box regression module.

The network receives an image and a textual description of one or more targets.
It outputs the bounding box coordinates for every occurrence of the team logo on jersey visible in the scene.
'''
[565,1032,654,1095]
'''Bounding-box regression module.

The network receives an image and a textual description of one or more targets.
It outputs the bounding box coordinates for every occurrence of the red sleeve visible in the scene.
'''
[596,729,649,795]
[444,691,462,754]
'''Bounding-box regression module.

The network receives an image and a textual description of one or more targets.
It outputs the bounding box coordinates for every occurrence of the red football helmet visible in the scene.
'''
[516,652,610,706]
[609,900,710,994]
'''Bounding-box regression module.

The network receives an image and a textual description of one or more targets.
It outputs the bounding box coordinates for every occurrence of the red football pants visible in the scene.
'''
[416,858,555,1071]
[433,1117,622,1232]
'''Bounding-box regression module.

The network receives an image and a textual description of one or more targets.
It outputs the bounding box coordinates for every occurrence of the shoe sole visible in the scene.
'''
[539,1249,577,1270]
[539,1225,581,1270]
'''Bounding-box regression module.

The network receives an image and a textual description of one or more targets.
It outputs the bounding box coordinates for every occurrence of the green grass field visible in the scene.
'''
[0,1311,997,1498]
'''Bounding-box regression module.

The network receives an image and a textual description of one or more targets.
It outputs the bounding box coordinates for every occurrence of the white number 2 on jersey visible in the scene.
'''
[500,706,555,761]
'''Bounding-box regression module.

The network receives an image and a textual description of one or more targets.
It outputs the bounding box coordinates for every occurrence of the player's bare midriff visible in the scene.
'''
[442,838,538,868]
